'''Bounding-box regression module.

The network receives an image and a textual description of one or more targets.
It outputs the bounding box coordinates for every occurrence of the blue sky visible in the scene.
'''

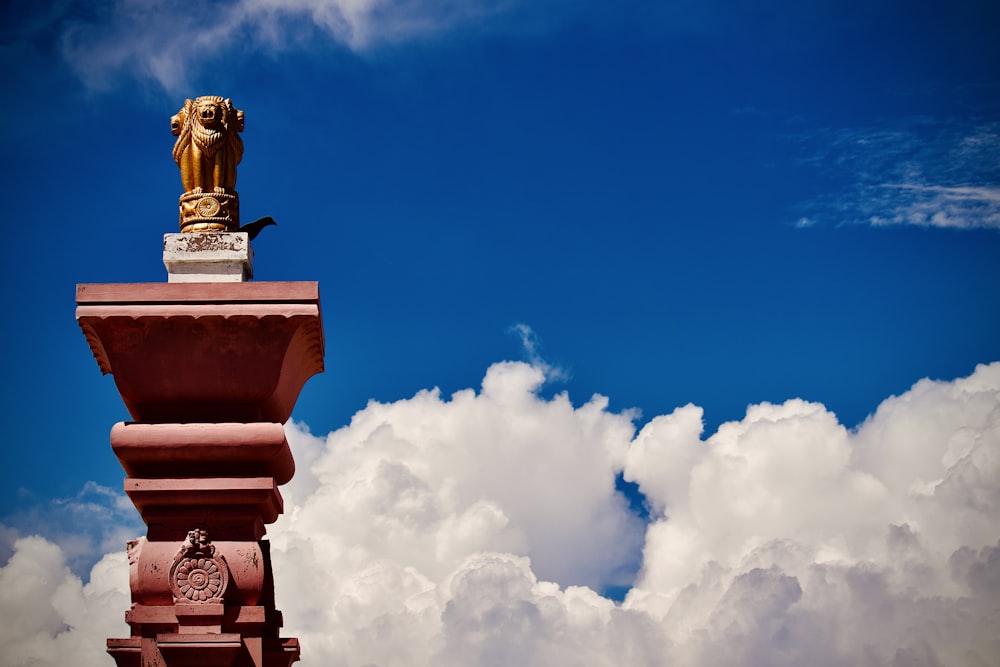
[1,1,999,665]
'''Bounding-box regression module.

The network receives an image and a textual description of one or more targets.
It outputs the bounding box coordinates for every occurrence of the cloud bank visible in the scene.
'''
[2,360,998,666]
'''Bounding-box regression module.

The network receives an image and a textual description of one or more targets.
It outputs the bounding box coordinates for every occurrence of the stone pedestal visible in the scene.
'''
[77,282,323,667]
[163,232,252,283]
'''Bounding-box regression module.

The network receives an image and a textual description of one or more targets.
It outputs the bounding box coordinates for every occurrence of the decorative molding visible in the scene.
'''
[78,320,112,375]
[74,309,324,423]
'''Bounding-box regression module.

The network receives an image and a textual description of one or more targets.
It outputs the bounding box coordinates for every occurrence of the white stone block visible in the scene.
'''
[163,232,253,283]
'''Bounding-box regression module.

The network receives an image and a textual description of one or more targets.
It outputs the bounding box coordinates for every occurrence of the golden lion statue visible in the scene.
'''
[171,96,244,195]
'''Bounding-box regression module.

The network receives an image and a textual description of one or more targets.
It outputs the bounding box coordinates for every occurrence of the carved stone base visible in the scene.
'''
[108,531,300,666]
[180,189,240,233]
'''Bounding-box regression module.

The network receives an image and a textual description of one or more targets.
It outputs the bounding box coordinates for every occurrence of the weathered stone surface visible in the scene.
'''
[164,232,253,282]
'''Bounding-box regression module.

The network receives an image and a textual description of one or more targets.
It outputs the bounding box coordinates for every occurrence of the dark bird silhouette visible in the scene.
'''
[239,216,277,241]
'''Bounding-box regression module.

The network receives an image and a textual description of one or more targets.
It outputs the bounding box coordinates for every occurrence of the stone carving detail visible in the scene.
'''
[126,537,144,604]
[171,96,245,233]
[169,529,229,603]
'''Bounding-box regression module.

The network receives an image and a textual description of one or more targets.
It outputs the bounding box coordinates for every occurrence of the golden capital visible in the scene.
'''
[171,96,245,233]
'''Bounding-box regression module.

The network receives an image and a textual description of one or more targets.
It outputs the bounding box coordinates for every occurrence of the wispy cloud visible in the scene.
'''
[871,183,1000,229]
[793,119,1000,230]
[508,323,569,382]
[51,0,533,93]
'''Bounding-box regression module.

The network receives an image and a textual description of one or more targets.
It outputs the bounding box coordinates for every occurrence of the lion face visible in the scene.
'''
[195,99,224,128]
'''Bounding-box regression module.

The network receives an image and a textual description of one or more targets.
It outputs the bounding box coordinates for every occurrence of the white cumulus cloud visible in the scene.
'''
[1,360,998,666]
[0,538,129,667]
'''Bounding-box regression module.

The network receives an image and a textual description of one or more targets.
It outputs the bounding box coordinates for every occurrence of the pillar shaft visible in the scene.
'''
[77,281,323,667]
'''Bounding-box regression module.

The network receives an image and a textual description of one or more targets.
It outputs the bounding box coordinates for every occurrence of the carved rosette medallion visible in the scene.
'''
[169,529,229,603]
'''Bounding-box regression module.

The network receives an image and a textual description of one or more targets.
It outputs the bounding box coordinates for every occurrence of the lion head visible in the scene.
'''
[194,97,226,130]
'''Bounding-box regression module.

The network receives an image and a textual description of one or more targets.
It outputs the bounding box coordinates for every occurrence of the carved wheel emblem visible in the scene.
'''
[197,196,221,217]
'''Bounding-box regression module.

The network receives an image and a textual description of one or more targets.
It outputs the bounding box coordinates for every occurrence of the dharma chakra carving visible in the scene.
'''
[171,96,245,233]
[169,529,229,603]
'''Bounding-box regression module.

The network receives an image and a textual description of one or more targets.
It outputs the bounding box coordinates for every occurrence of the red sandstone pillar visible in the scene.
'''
[77,281,324,667]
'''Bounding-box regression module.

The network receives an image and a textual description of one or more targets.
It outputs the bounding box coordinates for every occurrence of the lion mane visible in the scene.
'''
[171,96,245,194]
